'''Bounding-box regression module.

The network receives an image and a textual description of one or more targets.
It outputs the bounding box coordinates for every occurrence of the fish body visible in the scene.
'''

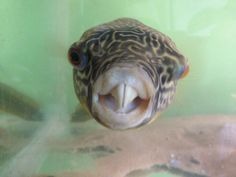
[68,18,189,130]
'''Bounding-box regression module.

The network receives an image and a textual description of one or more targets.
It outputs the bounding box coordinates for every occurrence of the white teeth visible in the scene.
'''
[111,84,138,112]
[93,67,155,116]
[92,66,155,129]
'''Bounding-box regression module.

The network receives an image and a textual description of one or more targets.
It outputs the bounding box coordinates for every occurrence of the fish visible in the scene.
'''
[0,82,43,121]
[67,18,189,130]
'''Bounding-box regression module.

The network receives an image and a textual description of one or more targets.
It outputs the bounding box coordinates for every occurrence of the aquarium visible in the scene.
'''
[0,0,236,177]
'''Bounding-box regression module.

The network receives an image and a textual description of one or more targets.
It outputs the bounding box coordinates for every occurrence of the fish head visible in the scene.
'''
[68,18,189,130]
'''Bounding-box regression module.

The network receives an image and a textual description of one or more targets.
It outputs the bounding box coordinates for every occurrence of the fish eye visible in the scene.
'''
[68,48,81,66]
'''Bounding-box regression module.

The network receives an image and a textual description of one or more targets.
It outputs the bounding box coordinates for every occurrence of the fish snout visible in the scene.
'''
[92,67,156,130]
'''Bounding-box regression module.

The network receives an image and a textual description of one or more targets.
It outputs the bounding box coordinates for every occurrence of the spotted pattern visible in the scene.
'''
[69,18,188,117]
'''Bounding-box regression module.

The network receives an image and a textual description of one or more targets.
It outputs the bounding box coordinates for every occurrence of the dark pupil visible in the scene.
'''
[70,51,80,65]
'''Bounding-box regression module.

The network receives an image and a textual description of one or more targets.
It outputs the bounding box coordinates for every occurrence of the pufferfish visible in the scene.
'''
[68,18,189,130]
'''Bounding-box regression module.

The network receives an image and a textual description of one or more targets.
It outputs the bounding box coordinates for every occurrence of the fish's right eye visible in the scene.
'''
[68,47,81,66]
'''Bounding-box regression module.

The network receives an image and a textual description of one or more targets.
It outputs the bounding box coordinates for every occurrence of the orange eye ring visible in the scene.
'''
[180,65,189,79]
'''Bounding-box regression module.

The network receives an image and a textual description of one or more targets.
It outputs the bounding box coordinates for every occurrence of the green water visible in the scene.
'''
[0,0,236,177]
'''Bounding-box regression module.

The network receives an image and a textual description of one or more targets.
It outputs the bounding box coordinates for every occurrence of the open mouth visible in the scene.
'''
[91,66,155,129]
[98,84,150,114]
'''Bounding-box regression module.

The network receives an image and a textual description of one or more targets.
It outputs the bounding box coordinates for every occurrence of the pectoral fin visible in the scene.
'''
[71,105,91,122]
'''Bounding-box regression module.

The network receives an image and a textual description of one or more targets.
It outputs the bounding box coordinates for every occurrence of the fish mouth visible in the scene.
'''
[98,94,150,114]
[92,66,155,130]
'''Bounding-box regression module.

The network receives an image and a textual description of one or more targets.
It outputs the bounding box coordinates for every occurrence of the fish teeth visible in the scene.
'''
[94,67,155,100]
[111,83,138,112]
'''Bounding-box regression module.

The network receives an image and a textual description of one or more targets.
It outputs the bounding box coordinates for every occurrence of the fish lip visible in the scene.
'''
[92,94,154,130]
[98,93,151,114]
[93,66,155,99]
[91,66,155,129]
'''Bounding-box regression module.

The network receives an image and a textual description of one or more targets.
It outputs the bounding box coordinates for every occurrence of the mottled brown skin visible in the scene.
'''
[68,18,189,129]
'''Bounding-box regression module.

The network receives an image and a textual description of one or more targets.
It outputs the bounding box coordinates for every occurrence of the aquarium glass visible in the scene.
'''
[0,0,236,177]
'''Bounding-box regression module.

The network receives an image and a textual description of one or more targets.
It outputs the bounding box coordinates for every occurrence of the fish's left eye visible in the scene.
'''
[174,65,189,80]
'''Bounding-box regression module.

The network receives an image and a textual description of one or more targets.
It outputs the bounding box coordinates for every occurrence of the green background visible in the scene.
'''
[0,0,236,176]
[1,0,236,116]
